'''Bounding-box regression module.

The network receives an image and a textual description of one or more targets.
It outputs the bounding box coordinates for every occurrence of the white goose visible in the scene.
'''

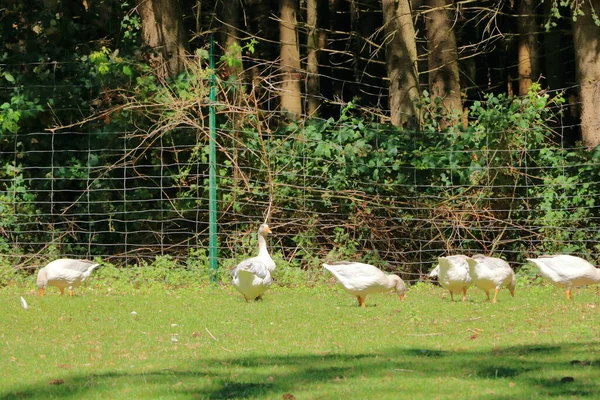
[466,255,515,303]
[323,261,406,307]
[527,255,600,299]
[436,255,471,301]
[232,224,276,301]
[36,258,100,297]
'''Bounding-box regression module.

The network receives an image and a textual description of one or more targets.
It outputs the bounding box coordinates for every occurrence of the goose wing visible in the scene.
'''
[471,255,510,271]
[234,257,270,279]
[323,262,387,290]
[53,259,99,273]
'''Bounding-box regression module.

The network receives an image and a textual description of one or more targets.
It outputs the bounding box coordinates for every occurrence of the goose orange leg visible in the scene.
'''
[566,289,572,300]
[485,290,491,301]
[39,288,45,297]
[461,287,467,302]
[69,289,73,297]
[357,296,366,307]
[492,288,499,303]
[449,291,455,302]
[60,288,65,296]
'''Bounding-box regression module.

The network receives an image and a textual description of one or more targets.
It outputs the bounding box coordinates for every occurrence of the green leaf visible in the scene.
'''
[3,72,15,83]
[123,65,133,77]
[196,49,209,60]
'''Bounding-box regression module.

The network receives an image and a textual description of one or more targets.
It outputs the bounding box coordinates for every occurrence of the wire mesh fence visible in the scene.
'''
[0,60,597,284]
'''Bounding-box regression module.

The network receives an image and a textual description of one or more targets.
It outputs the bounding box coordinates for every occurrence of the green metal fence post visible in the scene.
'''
[208,36,219,283]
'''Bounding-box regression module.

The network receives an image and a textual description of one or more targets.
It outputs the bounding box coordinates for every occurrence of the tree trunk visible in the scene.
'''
[137,0,188,78]
[572,0,600,148]
[279,0,302,119]
[424,0,462,123]
[220,0,243,81]
[382,0,420,128]
[517,0,539,96]
[306,0,320,117]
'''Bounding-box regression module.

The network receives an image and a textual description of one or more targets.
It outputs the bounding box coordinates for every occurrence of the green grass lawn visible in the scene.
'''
[1,282,599,399]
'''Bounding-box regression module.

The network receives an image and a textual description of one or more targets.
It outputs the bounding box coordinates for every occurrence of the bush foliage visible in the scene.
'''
[1,2,599,278]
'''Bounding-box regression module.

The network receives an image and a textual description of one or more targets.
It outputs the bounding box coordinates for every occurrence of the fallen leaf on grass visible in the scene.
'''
[49,379,64,385]
[467,328,482,340]
[282,394,296,400]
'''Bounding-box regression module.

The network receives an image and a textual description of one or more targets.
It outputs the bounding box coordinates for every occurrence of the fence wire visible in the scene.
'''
[0,61,596,283]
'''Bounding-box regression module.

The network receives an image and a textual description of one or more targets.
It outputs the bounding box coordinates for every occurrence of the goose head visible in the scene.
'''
[390,274,407,301]
[258,223,272,236]
[36,267,48,296]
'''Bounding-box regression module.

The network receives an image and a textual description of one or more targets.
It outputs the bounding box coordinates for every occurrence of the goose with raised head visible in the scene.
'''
[436,255,471,302]
[526,255,600,299]
[232,224,276,301]
[466,255,515,303]
[322,261,407,307]
[36,258,100,297]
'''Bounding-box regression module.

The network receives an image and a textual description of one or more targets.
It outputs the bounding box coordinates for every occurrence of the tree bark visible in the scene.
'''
[220,0,243,81]
[382,0,420,128]
[517,0,539,96]
[572,0,600,148]
[425,0,462,123]
[306,0,320,117]
[137,0,188,78]
[279,0,302,119]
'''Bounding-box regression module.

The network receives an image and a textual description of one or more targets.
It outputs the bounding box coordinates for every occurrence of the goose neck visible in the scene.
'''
[387,275,399,289]
[257,234,269,256]
[391,275,406,294]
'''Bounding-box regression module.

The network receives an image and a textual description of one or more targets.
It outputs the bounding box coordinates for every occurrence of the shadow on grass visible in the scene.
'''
[2,343,599,399]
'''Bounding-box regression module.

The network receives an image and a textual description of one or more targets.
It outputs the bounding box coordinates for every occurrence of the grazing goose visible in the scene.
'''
[436,255,471,301]
[36,258,100,297]
[323,261,407,307]
[466,255,516,303]
[527,255,600,299]
[232,224,276,301]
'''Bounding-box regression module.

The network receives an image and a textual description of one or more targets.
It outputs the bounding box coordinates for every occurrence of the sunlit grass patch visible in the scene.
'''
[1,282,599,399]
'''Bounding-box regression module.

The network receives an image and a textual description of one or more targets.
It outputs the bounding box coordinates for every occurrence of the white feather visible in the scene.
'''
[429,265,439,278]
